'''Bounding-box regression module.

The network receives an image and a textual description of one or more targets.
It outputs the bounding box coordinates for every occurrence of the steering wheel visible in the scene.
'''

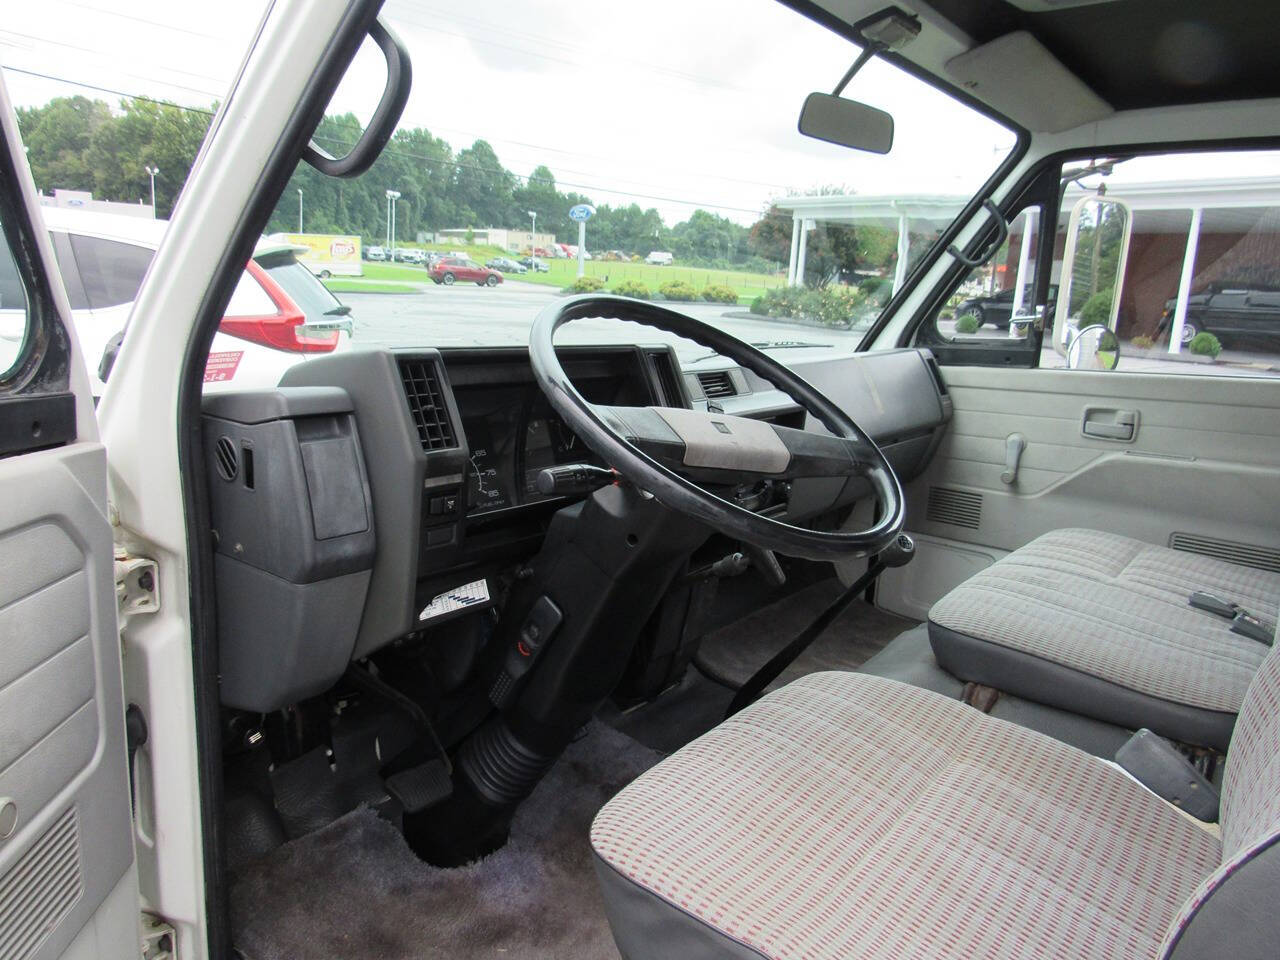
[528,295,904,561]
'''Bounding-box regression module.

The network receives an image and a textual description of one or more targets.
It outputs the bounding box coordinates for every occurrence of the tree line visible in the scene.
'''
[18,95,901,282]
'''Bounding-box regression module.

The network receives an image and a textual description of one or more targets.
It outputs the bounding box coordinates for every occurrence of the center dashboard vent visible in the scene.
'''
[696,370,737,400]
[399,358,457,451]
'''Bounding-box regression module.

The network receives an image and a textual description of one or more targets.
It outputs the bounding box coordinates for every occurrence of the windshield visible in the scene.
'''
[276,0,1015,362]
[7,0,1015,367]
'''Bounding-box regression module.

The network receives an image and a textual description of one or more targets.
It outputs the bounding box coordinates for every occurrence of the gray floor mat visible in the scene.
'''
[230,722,661,960]
[695,578,917,690]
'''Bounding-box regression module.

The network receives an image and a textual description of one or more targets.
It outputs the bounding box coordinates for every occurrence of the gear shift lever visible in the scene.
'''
[725,534,914,717]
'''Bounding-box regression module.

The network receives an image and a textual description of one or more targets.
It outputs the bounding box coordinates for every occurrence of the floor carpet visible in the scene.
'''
[695,578,916,691]
[230,722,662,960]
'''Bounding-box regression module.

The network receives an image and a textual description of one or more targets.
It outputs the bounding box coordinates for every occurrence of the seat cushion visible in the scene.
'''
[928,529,1280,749]
[592,671,1221,960]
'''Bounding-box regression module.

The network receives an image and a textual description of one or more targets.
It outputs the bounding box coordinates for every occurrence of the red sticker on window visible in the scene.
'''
[204,350,244,383]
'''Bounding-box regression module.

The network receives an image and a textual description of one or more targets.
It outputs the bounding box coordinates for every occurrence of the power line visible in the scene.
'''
[5,67,773,217]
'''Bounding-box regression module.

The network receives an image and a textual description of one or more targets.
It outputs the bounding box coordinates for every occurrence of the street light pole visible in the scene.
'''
[528,210,536,256]
[386,189,400,259]
[144,165,159,214]
[297,189,304,233]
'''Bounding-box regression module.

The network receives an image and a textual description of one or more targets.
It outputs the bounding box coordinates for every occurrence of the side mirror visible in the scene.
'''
[1067,324,1120,370]
[1052,194,1131,358]
[798,93,893,154]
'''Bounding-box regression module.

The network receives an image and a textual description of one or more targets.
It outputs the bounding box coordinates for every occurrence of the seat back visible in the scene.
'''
[1161,630,1280,959]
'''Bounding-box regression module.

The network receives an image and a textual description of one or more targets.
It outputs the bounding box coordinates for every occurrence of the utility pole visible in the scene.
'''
[528,210,537,255]
[144,165,159,214]
[297,188,304,233]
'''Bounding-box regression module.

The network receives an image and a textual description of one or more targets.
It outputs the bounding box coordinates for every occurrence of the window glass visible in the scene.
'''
[933,208,1042,343]
[0,224,30,377]
[67,235,154,310]
[1040,149,1280,378]
[262,257,345,324]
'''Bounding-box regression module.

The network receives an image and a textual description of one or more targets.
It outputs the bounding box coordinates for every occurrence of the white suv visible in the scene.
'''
[33,207,354,395]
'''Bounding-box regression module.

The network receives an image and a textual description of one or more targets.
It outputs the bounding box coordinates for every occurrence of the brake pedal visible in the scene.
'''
[386,758,454,814]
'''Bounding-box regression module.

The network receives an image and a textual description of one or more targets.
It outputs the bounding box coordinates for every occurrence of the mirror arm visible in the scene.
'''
[947,199,1009,268]
[832,42,884,96]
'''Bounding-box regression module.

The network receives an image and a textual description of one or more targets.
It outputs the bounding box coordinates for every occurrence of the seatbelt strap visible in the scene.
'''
[1188,591,1274,645]
[725,559,885,718]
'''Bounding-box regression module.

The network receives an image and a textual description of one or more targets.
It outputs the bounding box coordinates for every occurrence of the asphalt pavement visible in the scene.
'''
[340,281,867,363]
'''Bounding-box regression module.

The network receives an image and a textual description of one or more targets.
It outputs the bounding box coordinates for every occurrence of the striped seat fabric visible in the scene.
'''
[928,528,1280,749]
[593,645,1280,960]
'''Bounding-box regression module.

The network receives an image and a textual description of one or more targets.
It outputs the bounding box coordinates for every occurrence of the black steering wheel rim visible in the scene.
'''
[528,294,905,561]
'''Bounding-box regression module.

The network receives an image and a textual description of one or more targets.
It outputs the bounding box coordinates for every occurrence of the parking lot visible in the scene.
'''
[342,280,869,362]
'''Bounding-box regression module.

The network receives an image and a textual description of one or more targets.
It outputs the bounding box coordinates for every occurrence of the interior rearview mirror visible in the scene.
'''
[1066,324,1120,370]
[798,93,893,154]
[1052,194,1131,359]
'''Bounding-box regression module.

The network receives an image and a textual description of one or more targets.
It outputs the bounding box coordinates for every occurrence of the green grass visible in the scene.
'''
[517,259,785,303]
[323,278,420,294]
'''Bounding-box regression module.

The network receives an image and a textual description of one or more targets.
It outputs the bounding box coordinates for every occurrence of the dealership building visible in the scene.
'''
[775,174,1280,352]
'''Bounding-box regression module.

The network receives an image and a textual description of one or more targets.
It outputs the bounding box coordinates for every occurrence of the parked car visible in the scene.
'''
[429,256,504,286]
[520,256,550,272]
[486,256,527,274]
[645,251,674,266]
[1156,282,1280,347]
[29,207,354,396]
[954,284,1054,329]
[394,247,427,264]
[365,244,386,261]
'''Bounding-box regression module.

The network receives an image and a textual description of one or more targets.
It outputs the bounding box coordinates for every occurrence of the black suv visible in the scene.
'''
[1156,282,1280,347]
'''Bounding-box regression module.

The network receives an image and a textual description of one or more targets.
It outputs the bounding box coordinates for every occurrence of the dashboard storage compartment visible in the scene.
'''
[202,388,376,711]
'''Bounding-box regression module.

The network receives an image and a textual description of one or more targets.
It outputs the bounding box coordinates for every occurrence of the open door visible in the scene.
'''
[0,75,139,960]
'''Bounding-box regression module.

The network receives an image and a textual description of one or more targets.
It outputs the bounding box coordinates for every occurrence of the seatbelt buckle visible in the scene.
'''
[1231,610,1275,646]
[1188,591,1240,619]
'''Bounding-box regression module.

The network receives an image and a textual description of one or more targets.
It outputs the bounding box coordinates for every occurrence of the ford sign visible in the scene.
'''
[568,203,596,222]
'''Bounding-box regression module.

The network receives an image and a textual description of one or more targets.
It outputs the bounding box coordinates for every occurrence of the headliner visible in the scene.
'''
[922,0,1279,112]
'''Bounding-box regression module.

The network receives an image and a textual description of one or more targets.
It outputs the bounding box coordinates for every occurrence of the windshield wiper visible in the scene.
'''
[689,339,832,363]
[324,304,353,317]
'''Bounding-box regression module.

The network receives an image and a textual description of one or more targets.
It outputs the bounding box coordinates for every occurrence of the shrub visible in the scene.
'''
[1130,334,1155,349]
[658,280,699,301]
[1079,290,1113,328]
[612,279,651,300]
[749,295,768,315]
[702,284,739,304]
[1188,331,1222,359]
[564,275,605,294]
[954,313,981,335]
[750,284,865,328]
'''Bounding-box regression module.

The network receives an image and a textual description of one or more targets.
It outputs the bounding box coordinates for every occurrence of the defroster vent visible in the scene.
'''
[399,359,457,451]
[697,370,736,400]
[1169,532,1280,574]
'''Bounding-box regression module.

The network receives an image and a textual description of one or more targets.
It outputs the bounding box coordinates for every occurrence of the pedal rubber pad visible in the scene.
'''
[386,758,453,814]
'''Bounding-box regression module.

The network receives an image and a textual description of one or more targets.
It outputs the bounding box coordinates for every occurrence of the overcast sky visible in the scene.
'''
[2,0,1273,227]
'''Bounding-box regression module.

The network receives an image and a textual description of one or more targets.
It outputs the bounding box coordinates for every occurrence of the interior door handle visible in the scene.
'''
[1083,408,1138,441]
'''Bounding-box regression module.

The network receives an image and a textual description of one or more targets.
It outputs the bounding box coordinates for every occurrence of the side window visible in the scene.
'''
[1037,150,1280,377]
[66,234,154,309]
[932,207,1045,347]
[0,223,30,377]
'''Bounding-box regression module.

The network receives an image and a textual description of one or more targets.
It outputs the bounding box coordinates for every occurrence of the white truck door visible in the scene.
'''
[0,74,140,960]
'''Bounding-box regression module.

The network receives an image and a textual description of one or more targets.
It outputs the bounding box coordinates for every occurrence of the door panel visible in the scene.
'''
[0,446,136,960]
[878,366,1280,619]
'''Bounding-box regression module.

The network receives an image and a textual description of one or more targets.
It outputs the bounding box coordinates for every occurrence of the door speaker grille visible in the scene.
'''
[214,436,238,481]
[0,807,82,960]
[926,486,983,529]
[1169,532,1280,574]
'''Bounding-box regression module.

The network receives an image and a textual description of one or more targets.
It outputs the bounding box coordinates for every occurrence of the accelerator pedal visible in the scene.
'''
[386,758,454,814]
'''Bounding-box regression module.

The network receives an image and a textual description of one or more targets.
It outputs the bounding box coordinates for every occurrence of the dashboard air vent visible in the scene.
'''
[1169,532,1280,574]
[926,486,982,529]
[399,359,457,451]
[649,352,684,407]
[697,370,736,400]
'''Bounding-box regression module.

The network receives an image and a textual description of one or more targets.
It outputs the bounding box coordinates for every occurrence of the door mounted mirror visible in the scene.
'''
[1052,194,1131,358]
[1066,324,1120,370]
[798,93,893,154]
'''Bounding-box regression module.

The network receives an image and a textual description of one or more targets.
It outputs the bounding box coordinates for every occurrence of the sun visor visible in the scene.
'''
[945,31,1112,133]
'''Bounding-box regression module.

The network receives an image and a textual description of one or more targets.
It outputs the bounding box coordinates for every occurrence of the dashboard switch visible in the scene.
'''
[535,464,616,496]
[489,595,563,709]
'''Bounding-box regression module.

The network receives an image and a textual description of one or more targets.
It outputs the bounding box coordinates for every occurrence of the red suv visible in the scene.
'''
[429,257,503,287]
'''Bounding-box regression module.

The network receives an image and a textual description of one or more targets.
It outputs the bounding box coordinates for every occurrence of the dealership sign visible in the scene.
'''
[568,204,596,222]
